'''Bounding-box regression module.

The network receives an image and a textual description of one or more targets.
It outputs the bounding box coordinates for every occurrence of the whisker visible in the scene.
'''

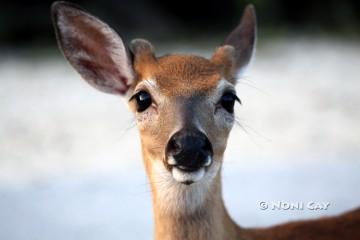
[239,121,271,142]
[233,117,269,148]
[123,117,137,132]
[111,118,137,143]
[238,78,271,96]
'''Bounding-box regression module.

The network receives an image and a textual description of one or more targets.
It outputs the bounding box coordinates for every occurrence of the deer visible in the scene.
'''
[51,1,360,239]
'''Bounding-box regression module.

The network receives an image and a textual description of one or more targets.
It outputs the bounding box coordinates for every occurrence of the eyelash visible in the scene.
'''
[219,92,241,114]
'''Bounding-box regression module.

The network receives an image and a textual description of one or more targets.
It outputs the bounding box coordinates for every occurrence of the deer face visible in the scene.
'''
[52,1,255,192]
[128,53,239,185]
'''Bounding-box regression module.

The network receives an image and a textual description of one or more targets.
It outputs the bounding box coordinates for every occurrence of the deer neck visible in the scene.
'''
[145,157,241,240]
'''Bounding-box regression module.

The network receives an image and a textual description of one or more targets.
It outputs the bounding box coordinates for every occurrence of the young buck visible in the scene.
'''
[52,2,360,239]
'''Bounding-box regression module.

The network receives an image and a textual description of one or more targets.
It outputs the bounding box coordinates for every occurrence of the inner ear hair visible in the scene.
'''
[51,1,134,95]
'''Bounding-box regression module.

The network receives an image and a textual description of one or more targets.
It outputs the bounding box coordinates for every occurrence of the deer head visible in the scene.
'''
[51,1,256,216]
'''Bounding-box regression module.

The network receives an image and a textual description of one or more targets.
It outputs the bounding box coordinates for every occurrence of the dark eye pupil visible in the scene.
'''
[221,93,236,113]
[135,91,152,112]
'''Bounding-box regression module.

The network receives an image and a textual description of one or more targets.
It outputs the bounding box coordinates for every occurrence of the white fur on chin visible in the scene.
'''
[152,160,220,214]
[172,167,205,183]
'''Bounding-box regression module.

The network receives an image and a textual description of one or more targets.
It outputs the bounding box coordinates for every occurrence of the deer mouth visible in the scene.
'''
[167,156,212,185]
[171,166,206,185]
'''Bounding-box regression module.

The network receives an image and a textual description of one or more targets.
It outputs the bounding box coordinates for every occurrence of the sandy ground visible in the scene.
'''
[0,37,360,239]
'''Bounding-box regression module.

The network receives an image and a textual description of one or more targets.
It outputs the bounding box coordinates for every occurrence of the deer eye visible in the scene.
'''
[220,92,241,114]
[133,91,152,112]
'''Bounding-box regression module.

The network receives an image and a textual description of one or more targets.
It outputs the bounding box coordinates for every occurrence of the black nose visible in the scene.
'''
[166,129,213,171]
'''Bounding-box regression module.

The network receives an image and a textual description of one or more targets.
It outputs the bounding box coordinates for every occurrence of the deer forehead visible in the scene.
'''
[134,54,223,97]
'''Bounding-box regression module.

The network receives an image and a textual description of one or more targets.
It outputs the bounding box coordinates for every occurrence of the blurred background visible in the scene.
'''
[1,0,360,239]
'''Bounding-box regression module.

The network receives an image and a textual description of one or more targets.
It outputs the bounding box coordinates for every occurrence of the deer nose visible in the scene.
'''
[166,129,213,171]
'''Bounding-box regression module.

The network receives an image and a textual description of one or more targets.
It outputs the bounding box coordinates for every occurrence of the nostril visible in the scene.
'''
[168,138,182,155]
[201,136,212,153]
[201,140,208,151]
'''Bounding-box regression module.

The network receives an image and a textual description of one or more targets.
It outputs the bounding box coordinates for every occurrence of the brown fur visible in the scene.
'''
[130,45,360,240]
[211,45,236,82]
[134,53,222,97]
[52,2,360,239]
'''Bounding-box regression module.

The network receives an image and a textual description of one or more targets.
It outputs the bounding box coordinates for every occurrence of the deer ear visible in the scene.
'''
[51,1,134,95]
[212,5,256,82]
